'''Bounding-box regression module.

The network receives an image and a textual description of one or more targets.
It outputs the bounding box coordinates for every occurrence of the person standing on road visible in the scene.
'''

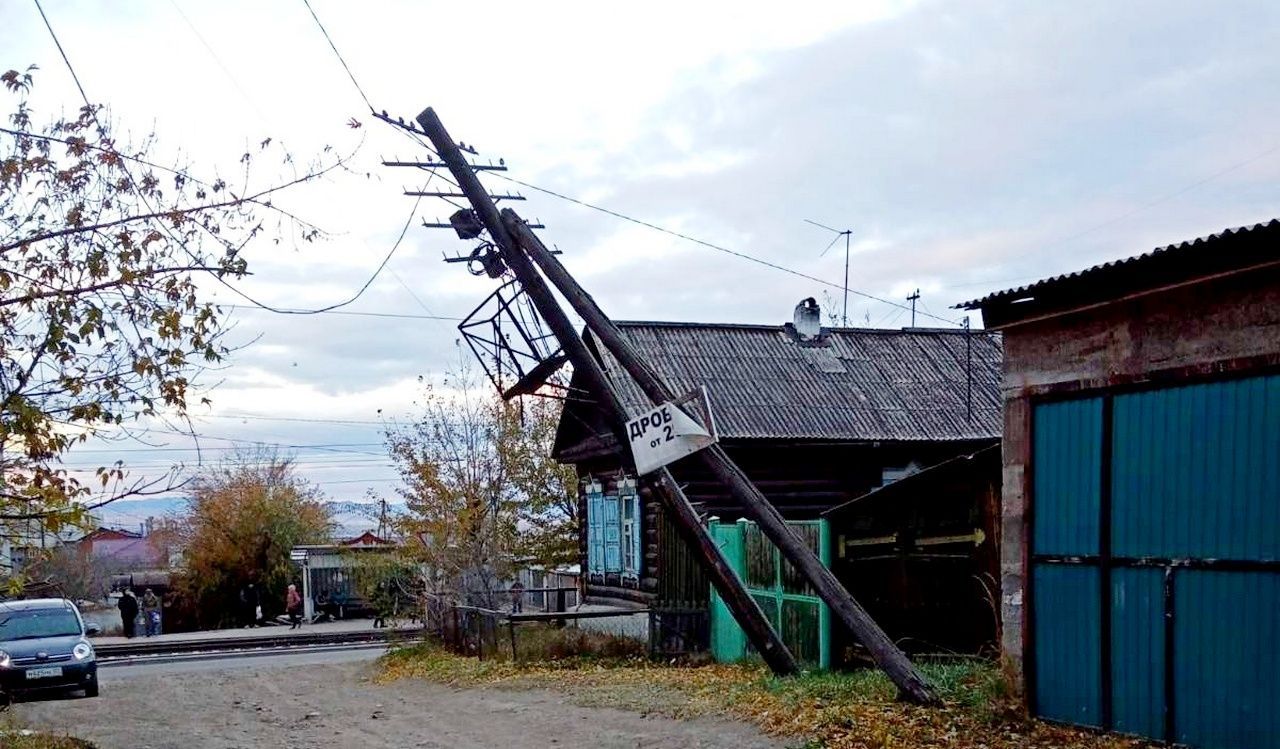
[509,580,525,614]
[372,580,394,629]
[240,582,260,628]
[141,588,162,637]
[286,584,303,629]
[118,588,139,638]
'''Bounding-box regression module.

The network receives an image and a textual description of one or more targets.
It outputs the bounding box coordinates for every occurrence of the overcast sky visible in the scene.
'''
[4,0,1279,524]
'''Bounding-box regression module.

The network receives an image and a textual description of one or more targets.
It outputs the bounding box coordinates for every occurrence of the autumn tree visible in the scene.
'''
[0,66,345,536]
[177,450,332,627]
[386,371,518,609]
[384,366,578,609]
[502,392,579,567]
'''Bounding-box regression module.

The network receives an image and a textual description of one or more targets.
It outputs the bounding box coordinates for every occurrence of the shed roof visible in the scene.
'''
[822,444,1000,517]
[581,321,1002,443]
[958,219,1280,328]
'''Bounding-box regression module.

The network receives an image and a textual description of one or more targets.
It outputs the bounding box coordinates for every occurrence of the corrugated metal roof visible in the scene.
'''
[588,322,1002,442]
[957,219,1280,315]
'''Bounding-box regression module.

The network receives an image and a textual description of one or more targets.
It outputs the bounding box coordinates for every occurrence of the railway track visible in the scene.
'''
[94,627,422,662]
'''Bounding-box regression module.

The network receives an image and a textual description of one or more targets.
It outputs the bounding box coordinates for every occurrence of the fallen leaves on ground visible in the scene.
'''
[378,644,1156,749]
[0,730,97,749]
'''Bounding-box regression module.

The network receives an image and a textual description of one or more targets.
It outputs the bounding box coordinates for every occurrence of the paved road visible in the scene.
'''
[14,650,784,749]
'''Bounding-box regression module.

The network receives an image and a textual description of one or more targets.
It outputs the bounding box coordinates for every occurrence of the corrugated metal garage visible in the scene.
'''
[963,219,1280,749]
[1031,376,1278,747]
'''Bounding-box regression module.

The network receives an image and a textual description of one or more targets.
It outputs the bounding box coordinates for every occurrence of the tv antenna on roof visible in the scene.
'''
[804,219,853,326]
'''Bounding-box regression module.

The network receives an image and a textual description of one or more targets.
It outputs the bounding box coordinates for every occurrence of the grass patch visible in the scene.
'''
[1,711,97,748]
[512,624,647,662]
[379,642,1156,749]
[0,729,96,749]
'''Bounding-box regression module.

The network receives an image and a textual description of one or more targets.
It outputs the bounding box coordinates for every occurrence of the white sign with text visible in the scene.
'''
[626,392,717,475]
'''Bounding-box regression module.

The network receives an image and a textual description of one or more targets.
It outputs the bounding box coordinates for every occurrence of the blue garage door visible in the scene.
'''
[1032,374,1280,749]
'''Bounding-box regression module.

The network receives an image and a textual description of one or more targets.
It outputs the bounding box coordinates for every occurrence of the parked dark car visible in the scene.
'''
[0,598,100,699]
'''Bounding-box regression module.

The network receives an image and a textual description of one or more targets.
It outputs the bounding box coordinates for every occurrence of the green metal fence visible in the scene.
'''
[708,518,831,668]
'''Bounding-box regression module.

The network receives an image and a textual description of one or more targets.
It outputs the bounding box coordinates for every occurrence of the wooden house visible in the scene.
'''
[552,302,1003,659]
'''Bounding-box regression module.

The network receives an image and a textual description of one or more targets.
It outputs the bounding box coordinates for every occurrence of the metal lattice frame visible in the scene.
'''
[458,279,568,400]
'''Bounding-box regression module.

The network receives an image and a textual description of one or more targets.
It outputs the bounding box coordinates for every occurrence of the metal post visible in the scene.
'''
[504,211,939,705]
[842,230,850,326]
[301,556,313,624]
[416,107,798,678]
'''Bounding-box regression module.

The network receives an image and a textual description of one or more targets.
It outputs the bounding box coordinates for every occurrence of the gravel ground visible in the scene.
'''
[12,659,785,749]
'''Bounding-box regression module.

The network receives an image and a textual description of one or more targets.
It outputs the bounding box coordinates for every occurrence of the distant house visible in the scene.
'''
[961,219,1279,749]
[77,526,143,550]
[340,530,393,548]
[552,301,1003,663]
[1,515,100,575]
[75,525,182,571]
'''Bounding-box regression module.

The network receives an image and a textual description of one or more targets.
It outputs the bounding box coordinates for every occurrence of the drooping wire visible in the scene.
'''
[33,0,423,320]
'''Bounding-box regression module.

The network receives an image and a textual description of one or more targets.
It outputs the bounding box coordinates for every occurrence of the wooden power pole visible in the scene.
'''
[502,212,939,705]
[416,107,798,677]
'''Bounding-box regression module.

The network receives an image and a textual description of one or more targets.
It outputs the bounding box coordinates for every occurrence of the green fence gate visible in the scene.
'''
[708,518,831,669]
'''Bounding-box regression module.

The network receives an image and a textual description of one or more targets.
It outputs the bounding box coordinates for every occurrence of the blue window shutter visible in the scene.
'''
[586,485,604,574]
[604,495,621,572]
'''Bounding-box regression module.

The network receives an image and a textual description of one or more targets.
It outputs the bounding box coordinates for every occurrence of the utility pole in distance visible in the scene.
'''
[415,107,799,678]
[907,289,920,328]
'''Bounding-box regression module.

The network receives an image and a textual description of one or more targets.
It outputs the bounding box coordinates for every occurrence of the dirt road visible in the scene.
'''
[13,656,784,749]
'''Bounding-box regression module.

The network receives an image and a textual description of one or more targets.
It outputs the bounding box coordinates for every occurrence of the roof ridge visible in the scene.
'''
[613,320,986,335]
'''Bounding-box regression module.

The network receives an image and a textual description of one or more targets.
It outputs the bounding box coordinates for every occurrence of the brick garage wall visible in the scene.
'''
[997,266,1280,685]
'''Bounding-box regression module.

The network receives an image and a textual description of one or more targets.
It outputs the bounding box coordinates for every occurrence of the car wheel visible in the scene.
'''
[84,682,99,698]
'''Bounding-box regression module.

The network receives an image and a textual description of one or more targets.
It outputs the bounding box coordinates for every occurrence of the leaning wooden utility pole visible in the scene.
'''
[502,213,940,705]
[416,107,798,677]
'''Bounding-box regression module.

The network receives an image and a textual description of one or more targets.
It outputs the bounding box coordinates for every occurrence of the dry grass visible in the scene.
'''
[0,729,96,749]
[379,638,1157,749]
[1,709,97,748]
[511,624,647,662]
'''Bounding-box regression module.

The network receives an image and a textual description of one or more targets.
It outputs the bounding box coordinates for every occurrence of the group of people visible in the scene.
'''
[115,580,399,636]
[115,588,162,638]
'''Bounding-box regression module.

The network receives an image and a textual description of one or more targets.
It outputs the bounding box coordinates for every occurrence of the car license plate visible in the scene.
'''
[25,666,63,679]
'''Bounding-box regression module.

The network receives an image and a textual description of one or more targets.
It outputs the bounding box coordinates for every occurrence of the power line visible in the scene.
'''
[32,0,94,125]
[388,270,439,317]
[120,425,387,458]
[67,442,385,454]
[300,0,373,112]
[314,477,399,486]
[200,413,386,426]
[32,0,406,323]
[223,305,463,322]
[167,0,270,125]
[1044,142,1280,253]
[944,144,1280,294]
[492,172,962,327]
[215,195,424,316]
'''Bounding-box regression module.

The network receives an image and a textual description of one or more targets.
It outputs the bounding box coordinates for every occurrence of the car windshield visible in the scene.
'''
[0,609,81,640]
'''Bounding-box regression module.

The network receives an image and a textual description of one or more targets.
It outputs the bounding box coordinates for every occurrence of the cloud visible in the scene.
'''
[6,0,1279,501]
